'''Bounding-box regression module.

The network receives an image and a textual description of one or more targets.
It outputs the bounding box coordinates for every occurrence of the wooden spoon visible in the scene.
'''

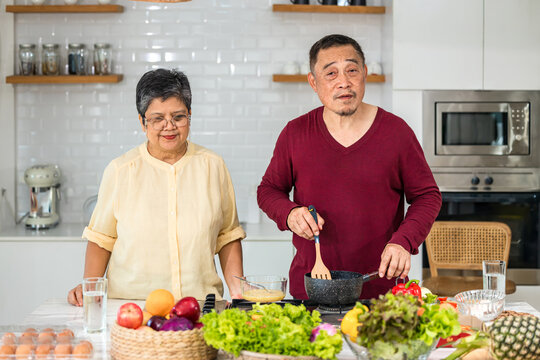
[308,205,332,280]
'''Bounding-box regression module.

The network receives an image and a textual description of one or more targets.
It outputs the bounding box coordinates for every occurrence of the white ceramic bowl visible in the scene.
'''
[454,289,505,322]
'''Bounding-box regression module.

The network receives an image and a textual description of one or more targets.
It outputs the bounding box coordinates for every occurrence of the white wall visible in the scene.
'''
[0,0,16,224]
[5,0,392,224]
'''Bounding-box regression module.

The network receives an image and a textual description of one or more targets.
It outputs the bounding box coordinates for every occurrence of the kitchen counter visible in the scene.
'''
[0,221,290,241]
[16,298,540,360]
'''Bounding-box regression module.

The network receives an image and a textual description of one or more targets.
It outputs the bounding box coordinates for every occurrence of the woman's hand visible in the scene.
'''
[67,284,83,307]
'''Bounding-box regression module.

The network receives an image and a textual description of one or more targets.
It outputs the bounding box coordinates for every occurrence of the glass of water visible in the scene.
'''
[82,277,108,333]
[482,260,506,294]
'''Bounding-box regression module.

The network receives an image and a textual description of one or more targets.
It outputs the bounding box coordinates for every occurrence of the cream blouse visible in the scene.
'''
[82,142,245,300]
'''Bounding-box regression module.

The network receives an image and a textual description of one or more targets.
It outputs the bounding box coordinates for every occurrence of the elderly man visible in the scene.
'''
[257,34,441,300]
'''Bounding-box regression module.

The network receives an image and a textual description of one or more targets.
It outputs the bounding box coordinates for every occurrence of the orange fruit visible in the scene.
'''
[145,289,175,317]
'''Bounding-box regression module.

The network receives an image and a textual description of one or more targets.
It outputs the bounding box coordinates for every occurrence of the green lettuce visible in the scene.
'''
[201,303,342,359]
[356,292,461,357]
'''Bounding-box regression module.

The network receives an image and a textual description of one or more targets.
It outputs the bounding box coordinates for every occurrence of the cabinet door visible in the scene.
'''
[0,241,86,325]
[393,0,483,90]
[484,0,540,90]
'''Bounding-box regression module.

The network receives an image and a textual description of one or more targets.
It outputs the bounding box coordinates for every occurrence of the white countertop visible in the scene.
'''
[0,221,291,242]
[13,298,539,360]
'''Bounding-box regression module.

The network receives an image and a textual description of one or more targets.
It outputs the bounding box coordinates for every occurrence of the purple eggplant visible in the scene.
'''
[147,315,167,331]
[160,317,194,331]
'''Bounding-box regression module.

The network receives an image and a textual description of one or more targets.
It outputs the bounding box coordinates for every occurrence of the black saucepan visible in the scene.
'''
[304,270,379,306]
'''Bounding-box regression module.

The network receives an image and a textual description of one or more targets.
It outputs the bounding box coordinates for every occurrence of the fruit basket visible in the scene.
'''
[110,322,217,360]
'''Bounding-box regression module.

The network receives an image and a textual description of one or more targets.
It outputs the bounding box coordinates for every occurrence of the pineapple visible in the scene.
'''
[445,315,540,360]
[489,315,539,360]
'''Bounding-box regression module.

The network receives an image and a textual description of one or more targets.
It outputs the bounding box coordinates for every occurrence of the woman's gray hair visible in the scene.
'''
[136,69,192,122]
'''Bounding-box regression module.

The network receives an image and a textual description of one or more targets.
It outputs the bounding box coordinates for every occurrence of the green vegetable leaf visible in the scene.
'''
[201,303,342,360]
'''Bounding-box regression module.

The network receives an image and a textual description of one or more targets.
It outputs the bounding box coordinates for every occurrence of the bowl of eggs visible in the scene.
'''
[0,327,93,359]
[240,275,288,303]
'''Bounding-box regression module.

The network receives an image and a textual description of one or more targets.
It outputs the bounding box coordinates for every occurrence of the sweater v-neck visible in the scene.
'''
[316,106,381,154]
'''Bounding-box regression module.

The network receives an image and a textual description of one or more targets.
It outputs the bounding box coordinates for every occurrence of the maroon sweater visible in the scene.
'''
[257,106,441,299]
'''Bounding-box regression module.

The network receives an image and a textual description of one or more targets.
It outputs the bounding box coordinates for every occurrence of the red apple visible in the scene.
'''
[170,296,200,323]
[116,303,144,329]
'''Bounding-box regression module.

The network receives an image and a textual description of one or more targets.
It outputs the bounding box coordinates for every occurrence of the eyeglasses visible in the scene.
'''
[144,114,190,130]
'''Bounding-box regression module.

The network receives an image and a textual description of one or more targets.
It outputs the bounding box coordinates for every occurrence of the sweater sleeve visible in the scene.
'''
[257,125,300,231]
[388,128,442,255]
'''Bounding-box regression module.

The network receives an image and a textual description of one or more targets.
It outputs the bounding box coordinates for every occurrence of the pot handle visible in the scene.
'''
[362,271,380,283]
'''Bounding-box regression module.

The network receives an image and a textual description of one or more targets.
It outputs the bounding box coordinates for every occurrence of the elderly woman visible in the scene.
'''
[67,69,245,305]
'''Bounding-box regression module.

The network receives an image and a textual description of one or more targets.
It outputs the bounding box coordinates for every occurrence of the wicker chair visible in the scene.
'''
[422,221,516,296]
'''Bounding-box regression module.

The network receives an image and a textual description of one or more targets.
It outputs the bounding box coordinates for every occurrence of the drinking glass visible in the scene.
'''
[82,277,108,333]
[482,260,506,294]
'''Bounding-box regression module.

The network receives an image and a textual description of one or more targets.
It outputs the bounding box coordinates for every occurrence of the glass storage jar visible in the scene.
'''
[41,43,60,75]
[19,44,36,76]
[67,43,87,75]
[93,43,112,75]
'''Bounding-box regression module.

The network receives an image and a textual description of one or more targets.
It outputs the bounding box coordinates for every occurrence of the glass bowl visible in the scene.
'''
[454,289,505,322]
[240,275,287,303]
[343,334,437,360]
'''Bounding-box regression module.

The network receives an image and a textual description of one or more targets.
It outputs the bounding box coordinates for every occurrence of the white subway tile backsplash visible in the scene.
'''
[13,0,391,223]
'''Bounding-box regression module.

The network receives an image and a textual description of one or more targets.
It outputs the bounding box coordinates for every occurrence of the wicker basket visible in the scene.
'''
[111,322,217,360]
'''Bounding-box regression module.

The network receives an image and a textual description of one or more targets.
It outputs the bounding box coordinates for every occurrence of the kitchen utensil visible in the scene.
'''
[23,164,62,229]
[308,205,331,280]
[455,289,505,322]
[304,270,379,305]
[234,275,269,291]
[238,275,287,303]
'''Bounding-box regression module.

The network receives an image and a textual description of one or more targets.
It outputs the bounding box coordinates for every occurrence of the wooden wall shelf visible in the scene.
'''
[5,4,124,13]
[272,4,385,14]
[273,74,385,83]
[6,75,124,84]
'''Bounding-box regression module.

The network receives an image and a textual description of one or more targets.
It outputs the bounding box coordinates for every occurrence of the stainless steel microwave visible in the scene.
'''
[423,90,540,168]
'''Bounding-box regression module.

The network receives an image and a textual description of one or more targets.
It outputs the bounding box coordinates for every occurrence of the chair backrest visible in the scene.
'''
[425,221,511,277]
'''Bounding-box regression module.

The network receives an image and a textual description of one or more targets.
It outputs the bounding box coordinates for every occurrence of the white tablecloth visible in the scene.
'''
[11,299,539,360]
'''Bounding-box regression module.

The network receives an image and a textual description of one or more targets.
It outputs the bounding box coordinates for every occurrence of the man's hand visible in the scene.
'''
[67,284,83,307]
[287,206,324,240]
[378,243,411,280]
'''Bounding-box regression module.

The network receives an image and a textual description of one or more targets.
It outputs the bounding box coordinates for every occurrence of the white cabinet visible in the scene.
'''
[0,240,86,325]
[394,0,540,90]
[393,0,484,90]
[484,0,540,90]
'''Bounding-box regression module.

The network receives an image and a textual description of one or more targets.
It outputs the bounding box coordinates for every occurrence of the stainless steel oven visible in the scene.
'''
[422,192,540,285]
[422,90,540,285]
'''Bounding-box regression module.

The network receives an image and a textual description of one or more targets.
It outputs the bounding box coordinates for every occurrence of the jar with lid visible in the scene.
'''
[19,44,36,76]
[41,44,60,75]
[67,43,87,75]
[93,43,112,75]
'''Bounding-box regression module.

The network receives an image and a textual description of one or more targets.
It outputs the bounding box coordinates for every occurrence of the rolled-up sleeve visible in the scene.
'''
[216,158,246,253]
[82,161,118,252]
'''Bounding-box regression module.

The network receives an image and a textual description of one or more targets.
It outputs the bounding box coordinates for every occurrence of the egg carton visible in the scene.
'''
[0,326,93,359]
